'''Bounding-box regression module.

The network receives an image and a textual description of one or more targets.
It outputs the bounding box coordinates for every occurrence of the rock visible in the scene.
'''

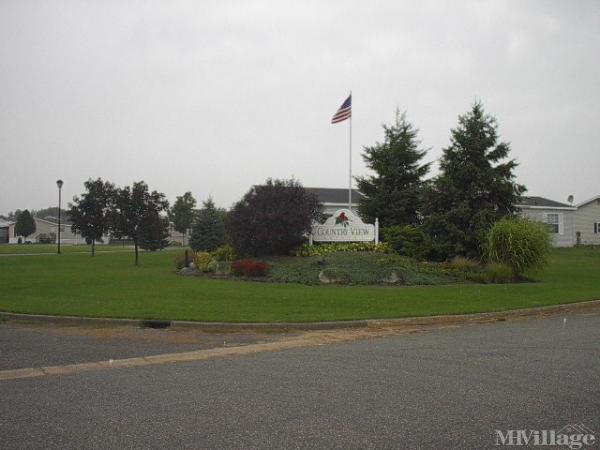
[318,270,332,284]
[382,270,400,284]
[178,267,199,276]
[318,269,347,284]
[188,262,196,269]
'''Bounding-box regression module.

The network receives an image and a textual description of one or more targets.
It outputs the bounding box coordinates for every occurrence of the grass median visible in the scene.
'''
[0,243,135,254]
[1,247,599,322]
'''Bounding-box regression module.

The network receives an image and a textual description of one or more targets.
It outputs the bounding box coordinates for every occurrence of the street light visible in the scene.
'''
[56,179,63,254]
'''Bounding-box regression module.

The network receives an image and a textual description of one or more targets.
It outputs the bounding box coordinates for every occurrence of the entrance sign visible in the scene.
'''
[310,209,378,243]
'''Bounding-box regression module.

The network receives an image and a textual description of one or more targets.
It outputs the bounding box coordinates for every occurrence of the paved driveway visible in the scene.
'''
[1,312,599,449]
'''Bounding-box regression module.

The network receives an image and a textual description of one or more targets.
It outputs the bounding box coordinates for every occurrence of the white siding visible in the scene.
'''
[574,198,600,245]
[320,202,360,217]
[518,207,576,247]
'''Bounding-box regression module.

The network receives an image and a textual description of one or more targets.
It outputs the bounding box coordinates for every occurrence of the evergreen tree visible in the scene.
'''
[189,197,226,252]
[357,111,430,227]
[108,181,169,265]
[423,102,525,259]
[68,178,115,256]
[139,212,170,251]
[169,192,196,246]
[14,209,36,241]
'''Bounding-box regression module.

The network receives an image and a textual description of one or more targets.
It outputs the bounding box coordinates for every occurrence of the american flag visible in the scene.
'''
[331,94,352,124]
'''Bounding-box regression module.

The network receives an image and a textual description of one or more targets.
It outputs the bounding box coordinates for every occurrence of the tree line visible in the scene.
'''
[9,101,525,265]
[66,180,231,265]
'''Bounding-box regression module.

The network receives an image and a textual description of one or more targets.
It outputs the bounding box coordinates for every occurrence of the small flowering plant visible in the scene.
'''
[335,212,350,227]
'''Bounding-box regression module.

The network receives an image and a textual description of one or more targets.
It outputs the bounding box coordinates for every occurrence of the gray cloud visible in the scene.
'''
[1,0,599,213]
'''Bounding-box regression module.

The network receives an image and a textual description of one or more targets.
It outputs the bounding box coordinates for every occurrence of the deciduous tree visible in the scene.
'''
[14,209,36,241]
[68,178,115,255]
[228,179,319,256]
[109,181,169,265]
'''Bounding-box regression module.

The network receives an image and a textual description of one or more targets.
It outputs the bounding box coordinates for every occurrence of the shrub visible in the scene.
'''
[382,225,430,259]
[37,233,53,244]
[228,179,320,256]
[293,242,393,257]
[214,261,231,275]
[487,217,552,276]
[212,244,236,262]
[450,256,480,272]
[231,259,269,277]
[194,252,215,273]
[483,262,514,283]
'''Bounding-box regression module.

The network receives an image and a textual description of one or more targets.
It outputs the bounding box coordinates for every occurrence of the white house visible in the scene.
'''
[305,187,363,216]
[0,219,12,243]
[515,196,577,247]
[574,195,600,245]
[8,216,109,245]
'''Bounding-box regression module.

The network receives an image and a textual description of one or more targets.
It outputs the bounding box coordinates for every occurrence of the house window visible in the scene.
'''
[595,222,599,234]
[546,214,559,234]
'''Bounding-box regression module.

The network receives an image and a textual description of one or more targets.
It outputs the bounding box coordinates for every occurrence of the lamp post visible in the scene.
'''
[56,179,63,254]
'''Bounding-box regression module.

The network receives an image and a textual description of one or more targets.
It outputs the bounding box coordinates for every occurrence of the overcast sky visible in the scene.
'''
[1,0,599,214]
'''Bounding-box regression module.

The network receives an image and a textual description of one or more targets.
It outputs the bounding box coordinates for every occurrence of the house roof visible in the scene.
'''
[35,216,73,226]
[305,187,364,204]
[0,219,13,228]
[517,196,573,208]
[576,195,600,208]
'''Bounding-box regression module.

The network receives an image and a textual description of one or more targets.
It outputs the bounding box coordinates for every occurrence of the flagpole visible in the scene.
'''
[348,90,352,211]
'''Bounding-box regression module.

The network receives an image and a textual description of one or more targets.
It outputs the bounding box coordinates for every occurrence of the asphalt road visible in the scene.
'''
[1,312,599,449]
[0,323,289,370]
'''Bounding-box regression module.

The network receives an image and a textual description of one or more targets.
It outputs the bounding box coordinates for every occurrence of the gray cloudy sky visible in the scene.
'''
[1,0,599,214]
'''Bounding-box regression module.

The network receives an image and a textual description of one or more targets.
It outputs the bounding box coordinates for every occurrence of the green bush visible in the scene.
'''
[214,261,231,275]
[483,262,514,283]
[211,244,236,262]
[487,217,552,276]
[293,242,393,257]
[194,252,215,273]
[381,225,429,259]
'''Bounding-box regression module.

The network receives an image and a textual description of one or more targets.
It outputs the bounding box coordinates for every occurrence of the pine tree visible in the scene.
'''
[423,102,525,259]
[356,111,430,227]
[14,209,36,241]
[189,197,226,252]
[169,192,196,246]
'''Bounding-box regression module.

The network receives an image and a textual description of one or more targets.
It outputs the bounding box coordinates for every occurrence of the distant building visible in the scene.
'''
[0,219,12,243]
[574,196,600,246]
[304,187,364,216]
[7,216,109,245]
[515,196,577,247]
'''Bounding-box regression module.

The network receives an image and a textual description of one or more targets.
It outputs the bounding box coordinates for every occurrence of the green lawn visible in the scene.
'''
[0,243,135,254]
[1,247,599,322]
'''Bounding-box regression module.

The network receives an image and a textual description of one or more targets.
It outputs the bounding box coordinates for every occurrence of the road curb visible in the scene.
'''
[1,299,599,331]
